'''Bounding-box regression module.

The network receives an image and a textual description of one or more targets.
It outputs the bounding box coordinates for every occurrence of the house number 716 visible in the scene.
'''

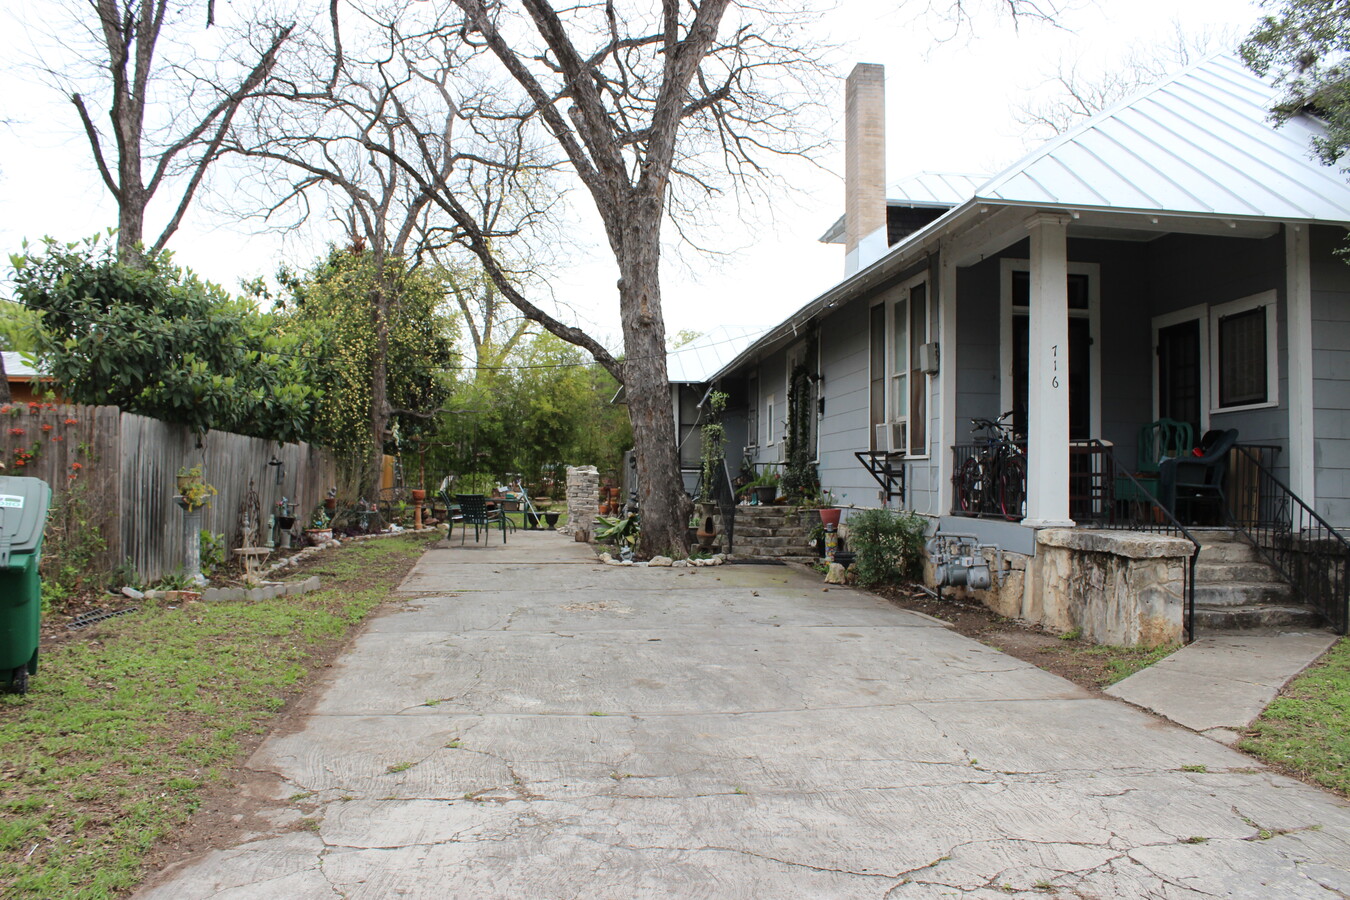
[1051,344,1059,389]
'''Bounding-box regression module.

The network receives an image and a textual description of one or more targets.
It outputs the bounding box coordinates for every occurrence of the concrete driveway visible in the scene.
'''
[140,531,1350,898]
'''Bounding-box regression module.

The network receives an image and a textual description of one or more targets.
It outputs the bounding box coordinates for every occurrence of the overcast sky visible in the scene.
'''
[0,0,1266,349]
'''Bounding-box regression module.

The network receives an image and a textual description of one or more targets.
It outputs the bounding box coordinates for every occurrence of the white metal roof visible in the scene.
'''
[977,53,1350,222]
[819,171,986,243]
[667,324,767,384]
[891,172,987,208]
[1,352,40,379]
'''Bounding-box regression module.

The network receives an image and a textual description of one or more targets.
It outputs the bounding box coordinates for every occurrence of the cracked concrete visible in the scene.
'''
[136,531,1350,899]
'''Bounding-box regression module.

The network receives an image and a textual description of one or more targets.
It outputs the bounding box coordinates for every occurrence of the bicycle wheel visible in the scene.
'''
[998,454,1027,521]
[956,457,985,513]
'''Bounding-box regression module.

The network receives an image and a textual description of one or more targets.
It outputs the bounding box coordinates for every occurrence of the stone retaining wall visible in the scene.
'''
[944,529,1192,648]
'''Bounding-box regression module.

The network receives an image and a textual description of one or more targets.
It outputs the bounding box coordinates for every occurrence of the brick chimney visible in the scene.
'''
[844,63,886,276]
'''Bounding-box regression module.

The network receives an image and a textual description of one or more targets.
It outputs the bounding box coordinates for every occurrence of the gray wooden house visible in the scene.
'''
[704,56,1350,641]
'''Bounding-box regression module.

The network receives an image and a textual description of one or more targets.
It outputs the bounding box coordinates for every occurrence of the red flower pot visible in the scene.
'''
[818,507,841,527]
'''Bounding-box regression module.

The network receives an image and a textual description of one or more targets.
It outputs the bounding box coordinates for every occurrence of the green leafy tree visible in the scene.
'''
[278,247,457,488]
[11,234,317,441]
[1243,1,1350,165]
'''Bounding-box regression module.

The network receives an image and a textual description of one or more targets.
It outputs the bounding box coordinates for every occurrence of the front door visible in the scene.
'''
[1010,272,1092,440]
[1157,318,1202,437]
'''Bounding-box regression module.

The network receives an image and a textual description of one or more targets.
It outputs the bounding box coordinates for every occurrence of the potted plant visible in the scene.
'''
[176,465,218,511]
[739,466,780,505]
[305,504,333,546]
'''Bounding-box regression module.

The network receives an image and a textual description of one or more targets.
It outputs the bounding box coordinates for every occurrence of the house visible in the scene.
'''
[1,352,59,403]
[706,55,1350,642]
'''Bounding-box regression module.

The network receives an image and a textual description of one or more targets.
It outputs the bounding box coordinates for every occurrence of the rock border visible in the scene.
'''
[597,551,727,567]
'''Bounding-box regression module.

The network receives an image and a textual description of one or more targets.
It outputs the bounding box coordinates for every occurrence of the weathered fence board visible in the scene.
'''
[0,401,336,582]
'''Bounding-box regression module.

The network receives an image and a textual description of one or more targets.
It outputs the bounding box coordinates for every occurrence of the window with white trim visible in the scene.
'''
[1210,291,1278,411]
[869,273,930,457]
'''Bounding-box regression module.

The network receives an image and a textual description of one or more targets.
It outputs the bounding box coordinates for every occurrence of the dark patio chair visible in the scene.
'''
[1158,428,1239,525]
[456,493,507,544]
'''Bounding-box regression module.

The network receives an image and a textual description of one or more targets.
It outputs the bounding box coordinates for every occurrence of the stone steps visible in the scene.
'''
[725,506,816,558]
[1193,603,1326,632]
[1189,535,1317,633]
[1193,580,1292,608]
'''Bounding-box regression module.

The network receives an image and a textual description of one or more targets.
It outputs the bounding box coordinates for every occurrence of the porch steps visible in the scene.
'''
[1189,531,1324,633]
[725,506,816,558]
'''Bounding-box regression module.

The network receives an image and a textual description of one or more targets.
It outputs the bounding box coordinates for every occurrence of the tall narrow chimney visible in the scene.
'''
[844,63,886,276]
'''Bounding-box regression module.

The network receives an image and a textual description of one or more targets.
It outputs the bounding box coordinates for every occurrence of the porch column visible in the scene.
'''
[1286,224,1316,509]
[1023,213,1073,527]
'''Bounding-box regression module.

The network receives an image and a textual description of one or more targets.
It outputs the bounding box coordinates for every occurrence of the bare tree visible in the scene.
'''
[1016,24,1235,138]
[24,0,299,262]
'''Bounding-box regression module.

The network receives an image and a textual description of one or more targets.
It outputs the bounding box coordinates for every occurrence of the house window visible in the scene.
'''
[870,273,929,456]
[1210,291,1278,411]
[765,392,777,447]
[677,387,701,468]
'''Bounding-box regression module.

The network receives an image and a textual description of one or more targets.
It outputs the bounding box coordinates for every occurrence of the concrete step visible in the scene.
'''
[1194,603,1327,632]
[1193,581,1293,608]
[1195,541,1258,564]
[1194,561,1286,583]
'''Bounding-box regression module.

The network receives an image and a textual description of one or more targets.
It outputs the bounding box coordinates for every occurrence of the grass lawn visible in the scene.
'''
[0,532,436,899]
[1062,642,1180,687]
[1240,636,1350,797]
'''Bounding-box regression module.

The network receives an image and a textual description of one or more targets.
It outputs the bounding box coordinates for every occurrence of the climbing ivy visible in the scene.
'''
[782,360,819,501]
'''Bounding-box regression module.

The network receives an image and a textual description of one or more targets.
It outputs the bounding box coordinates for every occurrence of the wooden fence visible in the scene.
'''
[0,402,336,582]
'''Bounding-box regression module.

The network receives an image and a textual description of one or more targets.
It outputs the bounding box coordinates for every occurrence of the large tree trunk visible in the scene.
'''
[616,213,689,558]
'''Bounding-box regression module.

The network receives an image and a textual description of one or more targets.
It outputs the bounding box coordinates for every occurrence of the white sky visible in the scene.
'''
[0,0,1264,350]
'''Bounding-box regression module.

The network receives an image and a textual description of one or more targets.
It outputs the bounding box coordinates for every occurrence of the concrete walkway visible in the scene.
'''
[140,531,1350,899]
[1109,631,1340,745]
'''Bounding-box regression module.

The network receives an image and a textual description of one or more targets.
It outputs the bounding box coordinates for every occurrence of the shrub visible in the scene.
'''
[848,508,928,585]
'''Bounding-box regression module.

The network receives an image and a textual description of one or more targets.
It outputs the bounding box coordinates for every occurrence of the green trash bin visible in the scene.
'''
[0,476,53,695]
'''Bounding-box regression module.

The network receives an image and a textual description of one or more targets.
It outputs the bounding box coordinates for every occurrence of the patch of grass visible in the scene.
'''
[386,761,415,774]
[1179,764,1208,773]
[0,532,435,899]
[1181,835,1208,844]
[1239,636,1350,797]
[1067,643,1179,686]
[1058,628,1082,641]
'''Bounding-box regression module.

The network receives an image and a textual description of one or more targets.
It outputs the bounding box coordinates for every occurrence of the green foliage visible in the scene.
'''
[697,390,728,503]
[39,480,107,613]
[433,332,630,495]
[847,508,929,586]
[1242,2,1350,166]
[782,361,819,500]
[0,300,41,352]
[11,234,318,442]
[1240,635,1350,795]
[277,247,457,474]
[199,531,227,579]
[594,513,639,547]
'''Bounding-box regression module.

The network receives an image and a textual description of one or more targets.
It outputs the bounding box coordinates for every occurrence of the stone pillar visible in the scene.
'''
[1024,213,1073,527]
[564,465,600,537]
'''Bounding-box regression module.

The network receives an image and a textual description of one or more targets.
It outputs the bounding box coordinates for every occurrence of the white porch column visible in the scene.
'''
[1286,224,1316,507]
[1024,213,1074,527]
[937,246,958,514]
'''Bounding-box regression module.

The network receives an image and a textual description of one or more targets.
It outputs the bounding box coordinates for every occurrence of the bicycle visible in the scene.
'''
[954,411,1027,521]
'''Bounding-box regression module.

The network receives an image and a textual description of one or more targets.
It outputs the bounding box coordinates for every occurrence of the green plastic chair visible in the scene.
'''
[1116,418,1194,507]
[456,494,507,544]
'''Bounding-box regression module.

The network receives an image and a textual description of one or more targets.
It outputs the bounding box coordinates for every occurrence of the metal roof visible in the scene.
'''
[666,324,767,384]
[819,172,987,243]
[2,352,40,380]
[977,53,1350,222]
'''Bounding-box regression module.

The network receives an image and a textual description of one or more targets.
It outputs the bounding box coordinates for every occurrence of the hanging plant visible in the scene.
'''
[782,361,819,502]
[697,390,728,505]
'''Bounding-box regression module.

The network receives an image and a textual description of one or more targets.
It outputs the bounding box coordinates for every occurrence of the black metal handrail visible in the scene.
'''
[1080,439,1202,642]
[1228,446,1348,634]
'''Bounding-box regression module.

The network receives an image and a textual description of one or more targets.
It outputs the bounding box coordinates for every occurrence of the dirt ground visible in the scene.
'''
[865,581,1161,693]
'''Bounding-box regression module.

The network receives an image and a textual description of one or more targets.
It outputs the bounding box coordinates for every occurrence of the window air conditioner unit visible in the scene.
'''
[875,422,906,454]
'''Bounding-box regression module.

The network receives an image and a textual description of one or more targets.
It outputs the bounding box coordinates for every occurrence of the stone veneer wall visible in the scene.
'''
[942,529,1192,648]
[564,466,600,537]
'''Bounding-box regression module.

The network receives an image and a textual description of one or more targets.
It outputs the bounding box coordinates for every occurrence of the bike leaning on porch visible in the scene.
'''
[954,411,1026,521]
